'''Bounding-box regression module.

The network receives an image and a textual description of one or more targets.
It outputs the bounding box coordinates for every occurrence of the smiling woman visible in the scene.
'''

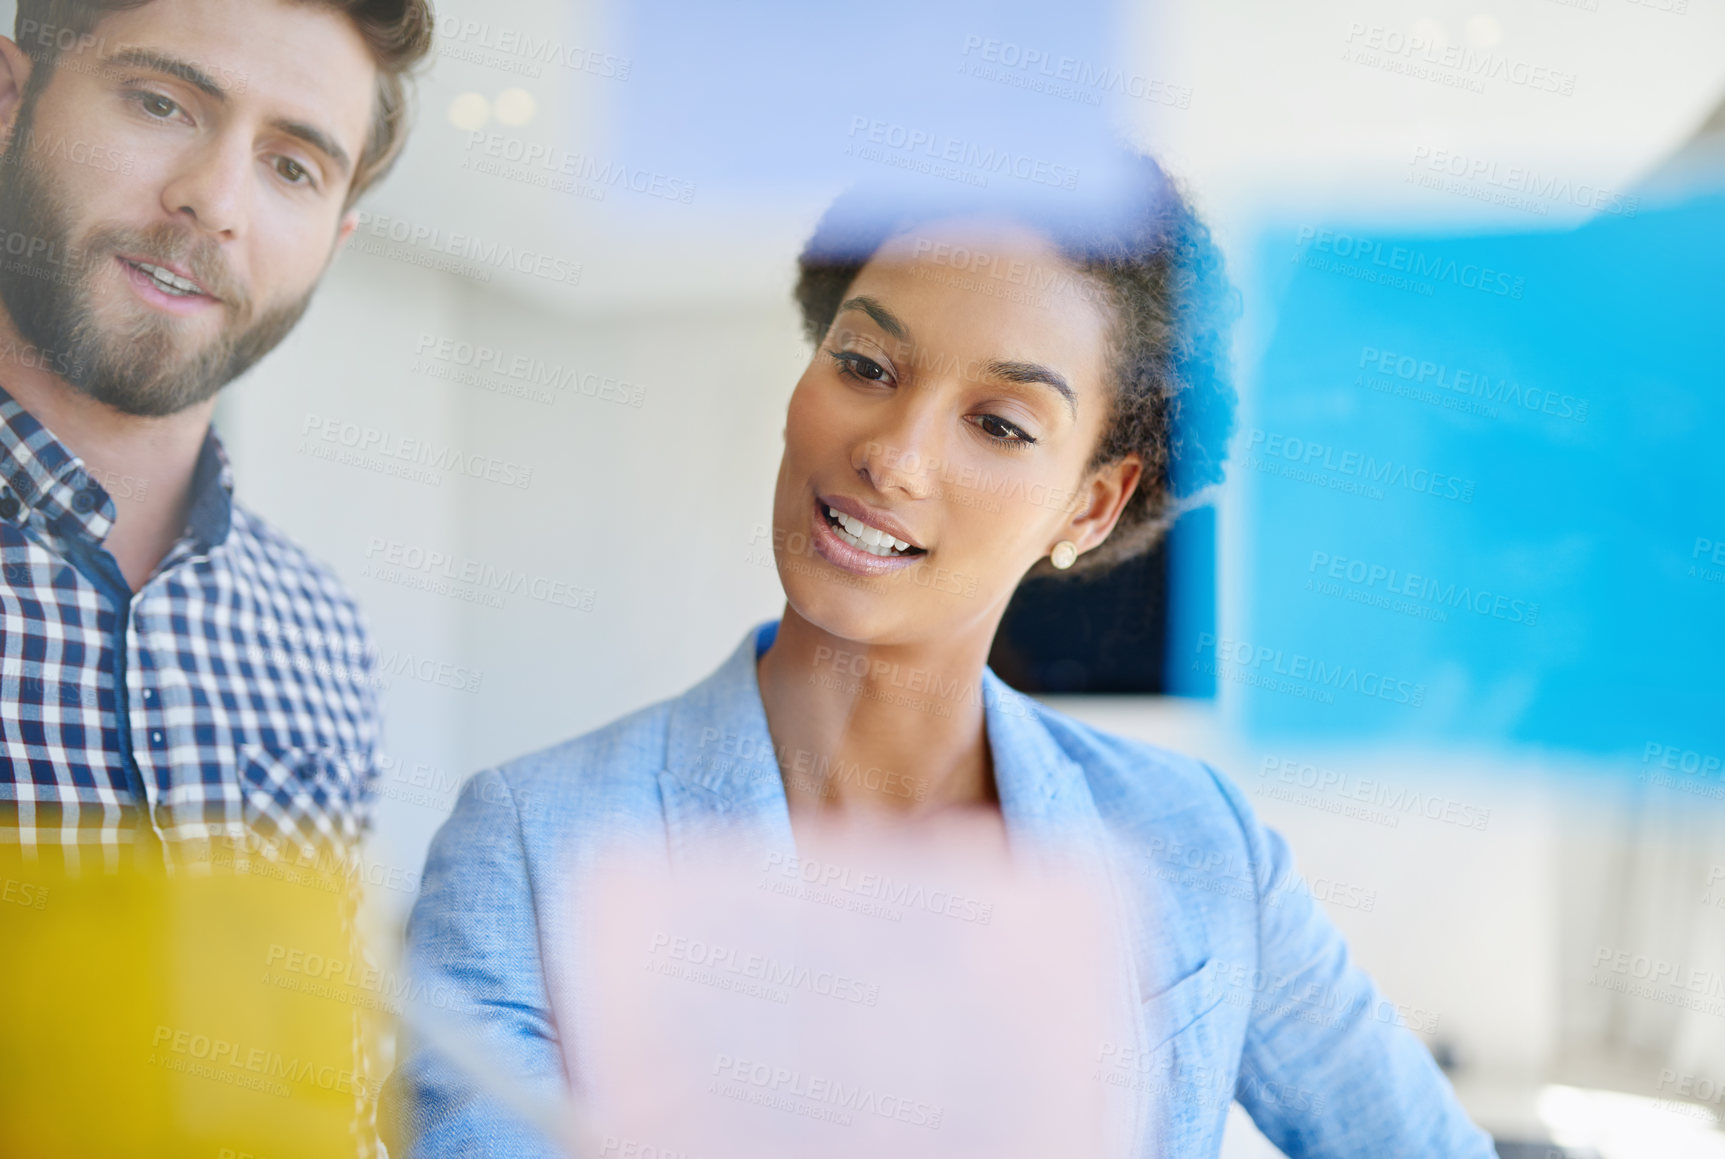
[383,156,1500,1158]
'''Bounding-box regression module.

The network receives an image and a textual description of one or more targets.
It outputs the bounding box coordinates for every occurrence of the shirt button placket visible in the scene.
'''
[130,614,169,842]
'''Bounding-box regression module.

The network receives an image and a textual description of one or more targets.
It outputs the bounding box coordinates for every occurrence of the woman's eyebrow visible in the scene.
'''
[834,297,1076,417]
[985,359,1077,418]
[837,295,911,342]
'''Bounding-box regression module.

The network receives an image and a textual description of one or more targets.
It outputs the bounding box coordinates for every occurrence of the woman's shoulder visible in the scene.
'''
[464,696,681,834]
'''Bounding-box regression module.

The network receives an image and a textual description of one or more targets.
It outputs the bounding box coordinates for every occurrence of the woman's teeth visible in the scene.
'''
[826,506,915,557]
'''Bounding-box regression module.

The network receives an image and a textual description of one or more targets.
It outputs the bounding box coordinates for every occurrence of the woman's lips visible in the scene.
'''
[807,494,923,576]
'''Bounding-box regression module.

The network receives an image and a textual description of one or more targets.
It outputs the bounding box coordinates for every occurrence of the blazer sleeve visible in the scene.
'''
[379,769,569,1159]
[1207,767,1497,1158]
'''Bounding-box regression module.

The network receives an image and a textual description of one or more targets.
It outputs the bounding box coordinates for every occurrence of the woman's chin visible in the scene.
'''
[776,571,915,646]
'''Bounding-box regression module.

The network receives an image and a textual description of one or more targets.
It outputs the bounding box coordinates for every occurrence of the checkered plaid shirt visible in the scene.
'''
[0,383,382,870]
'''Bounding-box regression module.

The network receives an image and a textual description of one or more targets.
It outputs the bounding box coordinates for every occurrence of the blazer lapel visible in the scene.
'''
[983,669,1154,1155]
[657,624,797,868]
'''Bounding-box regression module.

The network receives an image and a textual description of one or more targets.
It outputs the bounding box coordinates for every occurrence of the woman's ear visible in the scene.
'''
[1057,453,1143,556]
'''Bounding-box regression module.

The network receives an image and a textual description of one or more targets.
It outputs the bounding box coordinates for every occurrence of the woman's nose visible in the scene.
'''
[851,400,942,500]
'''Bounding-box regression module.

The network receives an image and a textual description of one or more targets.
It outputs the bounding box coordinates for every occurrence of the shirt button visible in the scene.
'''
[0,495,18,520]
[151,731,163,745]
[142,689,154,701]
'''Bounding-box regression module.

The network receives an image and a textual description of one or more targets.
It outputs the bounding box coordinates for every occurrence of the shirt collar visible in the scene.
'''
[0,381,233,550]
[657,621,1111,866]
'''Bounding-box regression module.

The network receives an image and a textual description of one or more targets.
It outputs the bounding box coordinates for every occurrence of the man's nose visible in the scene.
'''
[159,135,250,241]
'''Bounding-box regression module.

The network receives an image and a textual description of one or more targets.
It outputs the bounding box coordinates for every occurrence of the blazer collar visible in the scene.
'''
[658,622,1112,866]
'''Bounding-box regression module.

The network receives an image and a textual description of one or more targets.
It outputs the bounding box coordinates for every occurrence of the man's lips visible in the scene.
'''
[117,254,219,302]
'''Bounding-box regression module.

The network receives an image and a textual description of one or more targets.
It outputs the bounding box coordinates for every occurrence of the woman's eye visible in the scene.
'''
[974,414,1036,445]
[831,351,892,384]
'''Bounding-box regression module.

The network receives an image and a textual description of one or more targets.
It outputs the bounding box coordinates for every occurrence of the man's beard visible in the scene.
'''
[0,101,316,418]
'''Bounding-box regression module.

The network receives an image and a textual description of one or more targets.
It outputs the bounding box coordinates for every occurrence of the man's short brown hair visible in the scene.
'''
[12,0,435,205]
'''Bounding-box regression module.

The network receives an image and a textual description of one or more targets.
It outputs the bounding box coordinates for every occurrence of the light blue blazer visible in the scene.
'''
[382,623,1494,1157]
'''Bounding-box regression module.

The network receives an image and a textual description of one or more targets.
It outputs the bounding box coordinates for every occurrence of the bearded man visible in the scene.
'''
[0,0,432,868]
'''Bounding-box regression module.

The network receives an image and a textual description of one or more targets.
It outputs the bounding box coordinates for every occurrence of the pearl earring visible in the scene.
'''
[1050,540,1079,570]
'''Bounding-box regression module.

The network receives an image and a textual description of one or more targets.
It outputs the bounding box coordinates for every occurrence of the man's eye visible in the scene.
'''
[275,157,310,185]
[831,351,891,384]
[135,92,181,119]
[974,414,1036,445]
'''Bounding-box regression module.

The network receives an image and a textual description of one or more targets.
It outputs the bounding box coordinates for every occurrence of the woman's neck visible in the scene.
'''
[755,605,1003,820]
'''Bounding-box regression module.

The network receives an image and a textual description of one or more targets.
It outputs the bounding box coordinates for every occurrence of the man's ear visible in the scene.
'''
[0,37,36,149]
[1056,453,1143,557]
[333,208,360,251]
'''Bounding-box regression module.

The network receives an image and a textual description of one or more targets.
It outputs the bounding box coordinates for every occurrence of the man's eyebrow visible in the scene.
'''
[105,47,226,99]
[270,117,353,178]
[985,359,1078,418]
[105,47,353,178]
[836,295,910,342]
